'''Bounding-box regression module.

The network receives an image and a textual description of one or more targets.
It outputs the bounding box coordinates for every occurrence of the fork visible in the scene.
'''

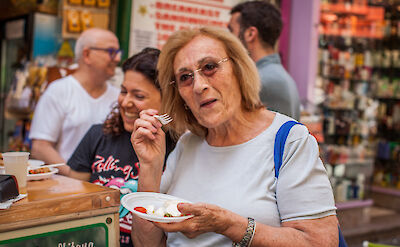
[154,113,173,125]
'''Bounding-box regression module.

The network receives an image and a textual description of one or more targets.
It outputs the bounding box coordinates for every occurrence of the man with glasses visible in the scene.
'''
[29,28,120,175]
[228,1,301,120]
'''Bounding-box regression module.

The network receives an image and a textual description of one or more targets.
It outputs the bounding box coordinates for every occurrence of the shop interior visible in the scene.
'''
[0,0,400,246]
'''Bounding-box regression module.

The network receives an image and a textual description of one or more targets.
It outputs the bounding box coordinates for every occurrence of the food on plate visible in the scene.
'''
[29,167,51,174]
[134,200,185,217]
[134,206,147,214]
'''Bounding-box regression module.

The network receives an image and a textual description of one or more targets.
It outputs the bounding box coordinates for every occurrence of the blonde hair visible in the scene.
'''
[158,26,263,139]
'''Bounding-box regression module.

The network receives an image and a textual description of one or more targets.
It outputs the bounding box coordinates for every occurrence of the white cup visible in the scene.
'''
[2,152,30,194]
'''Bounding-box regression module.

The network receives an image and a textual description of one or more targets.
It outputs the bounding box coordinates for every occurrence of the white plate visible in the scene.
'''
[121,192,194,223]
[27,167,58,181]
[28,159,45,168]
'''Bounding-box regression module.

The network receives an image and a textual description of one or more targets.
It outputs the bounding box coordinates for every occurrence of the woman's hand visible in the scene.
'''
[153,203,233,239]
[150,202,339,247]
[131,109,166,191]
[131,109,165,165]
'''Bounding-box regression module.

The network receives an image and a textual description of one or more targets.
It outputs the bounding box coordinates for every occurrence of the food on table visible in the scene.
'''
[134,200,184,217]
[28,167,51,174]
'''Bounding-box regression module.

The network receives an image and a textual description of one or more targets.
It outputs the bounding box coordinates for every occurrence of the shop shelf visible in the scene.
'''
[321,3,369,16]
[370,186,400,213]
[336,198,373,210]
[371,186,400,196]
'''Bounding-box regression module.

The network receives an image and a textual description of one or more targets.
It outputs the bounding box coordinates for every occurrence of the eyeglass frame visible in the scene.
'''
[170,57,230,87]
[88,47,123,60]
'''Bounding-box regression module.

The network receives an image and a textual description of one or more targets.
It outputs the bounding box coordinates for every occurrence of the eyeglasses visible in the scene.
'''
[171,57,230,88]
[89,47,122,60]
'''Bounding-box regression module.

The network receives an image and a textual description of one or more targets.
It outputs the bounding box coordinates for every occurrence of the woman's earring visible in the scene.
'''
[184,104,189,110]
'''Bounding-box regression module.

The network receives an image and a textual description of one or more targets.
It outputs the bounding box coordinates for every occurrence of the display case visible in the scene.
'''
[317,0,383,205]
[0,175,120,246]
[369,1,400,211]
[1,14,35,152]
[0,13,62,153]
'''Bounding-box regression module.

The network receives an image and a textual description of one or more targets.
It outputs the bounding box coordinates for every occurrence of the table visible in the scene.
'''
[0,175,120,246]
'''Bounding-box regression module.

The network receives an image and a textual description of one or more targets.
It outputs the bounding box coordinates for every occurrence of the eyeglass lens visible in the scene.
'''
[176,58,228,87]
[108,48,122,59]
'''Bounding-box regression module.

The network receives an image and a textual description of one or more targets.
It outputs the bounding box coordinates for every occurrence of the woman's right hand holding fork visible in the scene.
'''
[131,109,170,191]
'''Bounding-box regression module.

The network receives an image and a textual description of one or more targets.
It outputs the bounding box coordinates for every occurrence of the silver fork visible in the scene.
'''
[154,113,173,125]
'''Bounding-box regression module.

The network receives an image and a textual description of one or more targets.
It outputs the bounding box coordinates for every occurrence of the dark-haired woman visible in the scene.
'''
[66,48,176,247]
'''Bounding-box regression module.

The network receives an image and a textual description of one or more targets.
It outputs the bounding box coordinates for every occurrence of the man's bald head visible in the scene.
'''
[74,28,118,61]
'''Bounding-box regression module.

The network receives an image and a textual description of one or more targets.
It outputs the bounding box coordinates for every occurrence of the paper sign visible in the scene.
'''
[129,0,241,56]
[5,19,25,40]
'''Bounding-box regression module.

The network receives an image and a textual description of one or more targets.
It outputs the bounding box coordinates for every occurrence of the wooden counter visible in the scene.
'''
[0,175,120,246]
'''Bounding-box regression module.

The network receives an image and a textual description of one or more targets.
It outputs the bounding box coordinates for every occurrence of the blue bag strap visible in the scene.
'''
[338,225,348,247]
[273,121,348,247]
[273,120,303,178]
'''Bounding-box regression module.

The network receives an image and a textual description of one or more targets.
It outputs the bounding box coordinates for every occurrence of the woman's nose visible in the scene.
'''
[122,97,134,108]
[192,71,209,93]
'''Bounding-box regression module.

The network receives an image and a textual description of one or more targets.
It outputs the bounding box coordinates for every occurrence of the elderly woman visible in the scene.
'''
[131,27,338,246]
[67,48,176,247]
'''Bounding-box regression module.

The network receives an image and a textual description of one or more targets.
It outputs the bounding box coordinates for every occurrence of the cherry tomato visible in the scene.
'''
[134,207,147,214]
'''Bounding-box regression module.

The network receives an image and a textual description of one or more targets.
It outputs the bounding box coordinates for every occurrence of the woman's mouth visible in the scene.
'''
[200,99,217,107]
[124,112,138,119]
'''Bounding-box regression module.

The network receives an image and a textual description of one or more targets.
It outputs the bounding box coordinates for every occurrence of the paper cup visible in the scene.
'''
[2,152,30,194]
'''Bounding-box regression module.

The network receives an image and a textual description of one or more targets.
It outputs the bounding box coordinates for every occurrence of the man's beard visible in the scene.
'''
[238,28,251,57]
[238,29,248,49]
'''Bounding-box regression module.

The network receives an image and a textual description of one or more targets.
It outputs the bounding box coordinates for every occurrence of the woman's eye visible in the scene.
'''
[135,94,145,99]
[203,62,218,73]
[179,74,192,82]
[120,90,127,95]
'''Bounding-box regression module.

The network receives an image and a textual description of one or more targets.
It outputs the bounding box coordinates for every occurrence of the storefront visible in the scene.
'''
[0,0,249,152]
[312,0,400,246]
[1,0,400,246]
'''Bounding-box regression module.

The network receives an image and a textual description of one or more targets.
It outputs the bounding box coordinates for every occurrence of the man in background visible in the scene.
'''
[29,28,120,174]
[229,0,301,120]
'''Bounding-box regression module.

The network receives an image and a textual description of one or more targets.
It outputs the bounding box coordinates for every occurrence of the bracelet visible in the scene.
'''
[232,217,256,247]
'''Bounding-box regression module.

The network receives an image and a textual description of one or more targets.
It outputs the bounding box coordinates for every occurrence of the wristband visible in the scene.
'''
[232,217,256,247]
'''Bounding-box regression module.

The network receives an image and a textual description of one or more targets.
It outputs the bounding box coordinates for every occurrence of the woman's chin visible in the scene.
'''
[123,122,135,133]
[195,113,225,129]
[197,118,221,129]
